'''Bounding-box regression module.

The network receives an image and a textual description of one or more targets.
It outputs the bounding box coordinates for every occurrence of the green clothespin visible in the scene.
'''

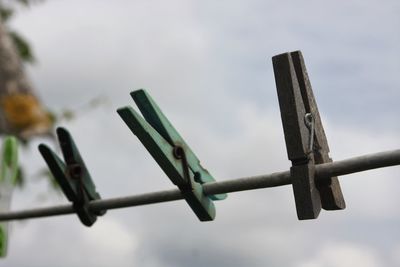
[118,89,227,221]
[39,128,106,227]
[0,137,18,257]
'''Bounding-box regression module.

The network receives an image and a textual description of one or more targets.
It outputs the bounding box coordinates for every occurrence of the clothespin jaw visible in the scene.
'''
[0,136,18,257]
[272,51,346,220]
[38,127,105,227]
[117,89,226,221]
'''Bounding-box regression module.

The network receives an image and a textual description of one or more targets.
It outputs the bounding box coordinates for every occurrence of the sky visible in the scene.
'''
[0,0,399,266]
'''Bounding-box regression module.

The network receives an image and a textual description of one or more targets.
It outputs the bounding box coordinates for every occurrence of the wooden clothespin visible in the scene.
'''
[272,51,346,220]
[118,89,227,221]
[39,128,106,226]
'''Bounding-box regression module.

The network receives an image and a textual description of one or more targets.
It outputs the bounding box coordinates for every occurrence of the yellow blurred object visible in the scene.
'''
[1,93,53,139]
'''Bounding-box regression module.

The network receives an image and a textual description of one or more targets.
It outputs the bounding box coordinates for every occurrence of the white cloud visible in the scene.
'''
[297,242,384,267]
[392,245,400,265]
[80,218,138,266]
[325,120,400,220]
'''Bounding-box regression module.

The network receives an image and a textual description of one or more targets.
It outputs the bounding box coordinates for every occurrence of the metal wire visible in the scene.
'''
[0,149,399,222]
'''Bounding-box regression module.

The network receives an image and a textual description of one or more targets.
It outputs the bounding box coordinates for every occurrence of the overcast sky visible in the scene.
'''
[0,0,399,266]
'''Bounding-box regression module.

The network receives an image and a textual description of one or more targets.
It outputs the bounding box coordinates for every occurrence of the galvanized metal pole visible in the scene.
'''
[0,149,398,222]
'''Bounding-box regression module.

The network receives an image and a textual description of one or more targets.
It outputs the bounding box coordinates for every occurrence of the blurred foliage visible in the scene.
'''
[0,0,42,63]
[0,6,13,21]
[0,0,108,194]
[14,165,24,188]
[1,93,53,140]
[0,0,57,192]
[8,31,35,63]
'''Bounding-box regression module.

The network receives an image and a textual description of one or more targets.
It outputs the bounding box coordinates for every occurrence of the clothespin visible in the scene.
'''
[38,128,105,226]
[0,136,18,257]
[272,51,346,220]
[117,89,227,221]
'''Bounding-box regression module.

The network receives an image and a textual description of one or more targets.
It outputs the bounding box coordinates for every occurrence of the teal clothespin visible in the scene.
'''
[39,128,105,226]
[0,136,18,257]
[118,89,227,221]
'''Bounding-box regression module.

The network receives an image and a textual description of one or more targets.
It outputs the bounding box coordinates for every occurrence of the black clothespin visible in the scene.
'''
[38,127,105,226]
[272,51,346,220]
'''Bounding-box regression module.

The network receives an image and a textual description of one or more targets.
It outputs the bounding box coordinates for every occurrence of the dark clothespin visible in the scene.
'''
[117,89,227,221]
[38,128,105,226]
[272,51,346,220]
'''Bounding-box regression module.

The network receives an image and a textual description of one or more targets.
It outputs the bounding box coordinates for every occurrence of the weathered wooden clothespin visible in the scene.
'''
[272,51,346,220]
[118,89,227,221]
[39,128,105,226]
[0,137,18,257]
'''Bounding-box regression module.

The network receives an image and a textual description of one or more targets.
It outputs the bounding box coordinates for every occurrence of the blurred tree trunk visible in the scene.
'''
[0,18,52,141]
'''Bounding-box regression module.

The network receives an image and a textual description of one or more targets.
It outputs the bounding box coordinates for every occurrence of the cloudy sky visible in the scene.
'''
[1,0,399,266]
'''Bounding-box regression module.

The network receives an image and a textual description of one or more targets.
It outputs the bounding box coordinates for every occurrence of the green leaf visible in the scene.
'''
[0,137,19,185]
[14,0,42,7]
[8,31,35,63]
[13,166,25,188]
[0,7,14,22]
[0,137,18,257]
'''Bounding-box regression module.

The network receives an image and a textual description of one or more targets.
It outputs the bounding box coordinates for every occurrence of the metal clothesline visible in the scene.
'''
[0,149,398,222]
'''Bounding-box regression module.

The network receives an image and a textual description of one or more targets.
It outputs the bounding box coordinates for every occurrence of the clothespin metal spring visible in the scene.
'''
[304,113,315,156]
